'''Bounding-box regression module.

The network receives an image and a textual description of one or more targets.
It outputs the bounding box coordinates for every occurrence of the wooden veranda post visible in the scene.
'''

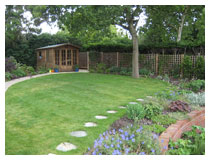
[155,53,159,75]
[87,52,89,71]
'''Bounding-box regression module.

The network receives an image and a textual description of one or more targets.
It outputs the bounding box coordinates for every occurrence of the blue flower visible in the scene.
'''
[153,134,158,139]
[119,140,122,144]
[99,153,102,155]
[140,152,146,155]
[111,144,114,148]
[88,147,90,151]
[92,151,96,155]
[163,146,167,150]
[103,132,105,136]
[105,136,109,140]
[124,131,128,136]
[117,144,120,148]
[126,137,129,141]
[109,131,112,134]
[171,147,174,150]
[125,148,130,154]
[141,141,144,144]
[112,137,115,141]
[132,138,135,142]
[151,149,155,153]
[119,129,124,133]
[161,139,164,143]
[121,134,126,140]
[95,148,98,152]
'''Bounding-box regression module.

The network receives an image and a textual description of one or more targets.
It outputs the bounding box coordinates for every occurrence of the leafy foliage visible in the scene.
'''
[167,126,205,155]
[143,124,166,134]
[195,56,205,79]
[185,92,205,106]
[185,80,205,92]
[182,56,193,79]
[143,103,163,119]
[126,104,145,120]
[151,115,176,126]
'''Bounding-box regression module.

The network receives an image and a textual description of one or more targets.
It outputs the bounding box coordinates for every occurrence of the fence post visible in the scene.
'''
[117,52,119,67]
[155,53,159,75]
[180,54,184,77]
[87,52,89,71]
[101,52,103,63]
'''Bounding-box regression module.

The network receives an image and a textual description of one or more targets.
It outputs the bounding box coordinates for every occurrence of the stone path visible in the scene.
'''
[84,122,97,127]
[5,69,89,92]
[95,115,107,119]
[129,102,138,105]
[107,110,117,113]
[70,131,87,137]
[56,142,77,152]
[118,106,126,109]
[136,98,144,102]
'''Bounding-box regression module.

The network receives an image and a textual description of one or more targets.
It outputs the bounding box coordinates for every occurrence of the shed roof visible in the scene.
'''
[36,43,80,50]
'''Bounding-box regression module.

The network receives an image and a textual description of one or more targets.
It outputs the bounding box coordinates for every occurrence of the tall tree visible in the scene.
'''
[28,5,144,78]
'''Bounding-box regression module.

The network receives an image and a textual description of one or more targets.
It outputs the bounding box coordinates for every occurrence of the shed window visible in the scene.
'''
[67,50,71,66]
[39,52,42,57]
[73,50,77,65]
[55,50,60,65]
[62,50,66,65]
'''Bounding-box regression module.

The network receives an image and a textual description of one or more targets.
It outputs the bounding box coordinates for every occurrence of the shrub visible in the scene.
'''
[37,67,49,74]
[181,56,193,79]
[139,68,151,76]
[89,124,161,155]
[120,67,132,76]
[194,56,205,80]
[167,125,205,155]
[11,67,27,77]
[185,80,205,92]
[5,56,17,72]
[96,63,106,73]
[185,92,205,106]
[151,115,176,126]
[155,90,179,101]
[156,75,163,80]
[143,124,166,134]
[126,104,145,120]
[143,103,163,119]
[5,72,12,81]
[162,74,170,82]
[109,66,121,74]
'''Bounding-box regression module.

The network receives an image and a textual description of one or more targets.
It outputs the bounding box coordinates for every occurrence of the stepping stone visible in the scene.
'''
[84,122,97,127]
[146,96,153,98]
[70,131,87,137]
[136,98,144,102]
[129,102,138,105]
[56,142,77,152]
[95,115,107,119]
[118,106,126,109]
[107,110,117,113]
[48,153,56,155]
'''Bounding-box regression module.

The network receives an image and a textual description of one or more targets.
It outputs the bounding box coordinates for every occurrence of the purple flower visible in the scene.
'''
[103,132,105,136]
[88,147,90,151]
[111,144,114,148]
[105,136,109,140]
[121,134,126,140]
[99,153,102,155]
[140,152,146,155]
[141,141,144,144]
[126,137,129,141]
[163,146,167,150]
[92,151,96,155]
[109,131,112,134]
[151,149,155,153]
[95,148,98,152]
[119,140,122,144]
[132,138,135,142]
[112,137,115,141]
[161,139,164,143]
[153,134,158,139]
[171,147,174,150]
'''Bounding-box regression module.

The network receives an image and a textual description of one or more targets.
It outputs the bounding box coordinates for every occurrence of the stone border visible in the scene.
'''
[159,109,205,154]
[5,70,89,92]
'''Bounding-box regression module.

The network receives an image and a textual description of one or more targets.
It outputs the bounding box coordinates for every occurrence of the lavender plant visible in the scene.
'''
[88,124,161,155]
[185,92,205,106]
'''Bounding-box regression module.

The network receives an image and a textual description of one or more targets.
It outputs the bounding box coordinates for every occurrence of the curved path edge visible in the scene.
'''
[159,109,205,154]
[5,70,89,92]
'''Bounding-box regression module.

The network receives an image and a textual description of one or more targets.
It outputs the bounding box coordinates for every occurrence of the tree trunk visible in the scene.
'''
[129,26,139,78]
[177,6,189,43]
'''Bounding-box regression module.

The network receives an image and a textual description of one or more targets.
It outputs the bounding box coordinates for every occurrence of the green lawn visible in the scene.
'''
[5,73,171,155]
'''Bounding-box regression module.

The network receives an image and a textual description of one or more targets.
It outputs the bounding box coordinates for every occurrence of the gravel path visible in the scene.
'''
[5,70,89,92]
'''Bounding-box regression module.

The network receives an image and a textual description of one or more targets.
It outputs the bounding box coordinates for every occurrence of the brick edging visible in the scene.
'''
[158,109,205,154]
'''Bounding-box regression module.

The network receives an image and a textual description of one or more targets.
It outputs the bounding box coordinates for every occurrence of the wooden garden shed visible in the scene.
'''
[36,43,80,72]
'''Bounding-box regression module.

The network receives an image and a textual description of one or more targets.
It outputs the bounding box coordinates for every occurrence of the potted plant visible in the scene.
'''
[54,65,59,72]
[74,64,79,72]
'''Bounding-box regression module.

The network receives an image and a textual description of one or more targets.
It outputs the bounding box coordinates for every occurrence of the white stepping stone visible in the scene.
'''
[146,96,153,98]
[56,142,77,152]
[70,131,87,137]
[48,153,56,155]
[118,106,126,109]
[107,110,117,113]
[136,98,144,102]
[95,115,107,119]
[129,102,138,105]
[84,122,97,127]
